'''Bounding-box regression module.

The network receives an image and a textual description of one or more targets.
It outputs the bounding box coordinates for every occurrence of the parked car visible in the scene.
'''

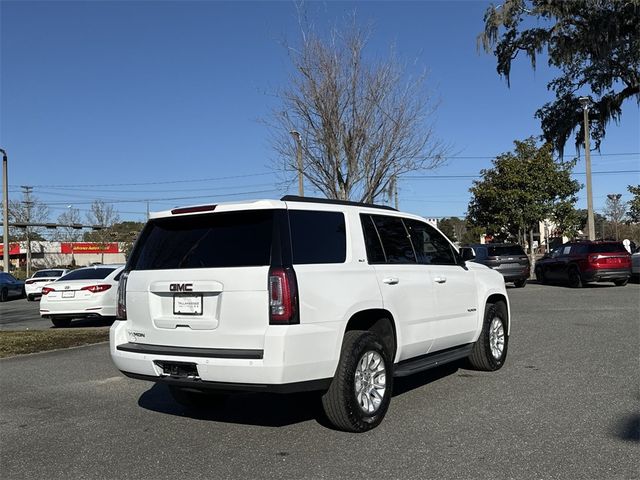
[632,251,640,279]
[110,196,510,432]
[24,269,69,301]
[535,241,631,288]
[467,243,530,288]
[39,264,124,327]
[0,272,25,302]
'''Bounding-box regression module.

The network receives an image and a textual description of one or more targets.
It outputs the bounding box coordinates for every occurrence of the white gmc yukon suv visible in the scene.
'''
[110,196,510,432]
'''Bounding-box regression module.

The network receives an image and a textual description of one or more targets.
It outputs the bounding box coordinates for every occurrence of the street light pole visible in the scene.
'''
[290,130,304,197]
[1,148,8,273]
[579,97,595,240]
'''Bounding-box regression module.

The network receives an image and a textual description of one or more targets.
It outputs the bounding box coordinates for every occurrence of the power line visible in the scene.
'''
[405,169,640,179]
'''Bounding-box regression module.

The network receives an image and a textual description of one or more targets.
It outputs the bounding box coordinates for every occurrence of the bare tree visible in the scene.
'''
[52,207,82,242]
[270,18,448,203]
[603,194,626,241]
[85,200,120,263]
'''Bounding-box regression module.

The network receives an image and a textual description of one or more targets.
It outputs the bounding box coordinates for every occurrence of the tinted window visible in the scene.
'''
[289,210,346,264]
[487,245,526,257]
[370,216,416,264]
[34,270,64,278]
[405,219,457,265]
[60,268,116,281]
[129,210,274,270]
[588,243,627,253]
[361,215,386,263]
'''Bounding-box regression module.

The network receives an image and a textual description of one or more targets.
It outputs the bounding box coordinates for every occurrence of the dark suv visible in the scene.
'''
[535,241,631,288]
[468,243,530,288]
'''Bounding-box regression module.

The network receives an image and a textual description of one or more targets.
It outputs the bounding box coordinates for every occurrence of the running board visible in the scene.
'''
[393,344,473,378]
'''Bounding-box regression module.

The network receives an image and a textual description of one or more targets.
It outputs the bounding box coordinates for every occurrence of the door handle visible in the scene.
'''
[434,276,447,284]
[382,277,399,285]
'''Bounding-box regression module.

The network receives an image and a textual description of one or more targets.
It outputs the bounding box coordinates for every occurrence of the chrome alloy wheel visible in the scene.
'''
[354,351,387,414]
[489,317,505,360]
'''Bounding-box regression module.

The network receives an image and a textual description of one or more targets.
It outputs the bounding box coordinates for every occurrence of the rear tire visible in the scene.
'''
[613,278,628,287]
[27,294,35,302]
[568,267,583,288]
[51,318,72,328]
[168,386,227,410]
[468,303,508,371]
[535,267,546,284]
[514,279,527,288]
[321,330,393,433]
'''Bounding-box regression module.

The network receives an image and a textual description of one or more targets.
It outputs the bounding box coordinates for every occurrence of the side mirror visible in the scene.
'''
[459,247,476,263]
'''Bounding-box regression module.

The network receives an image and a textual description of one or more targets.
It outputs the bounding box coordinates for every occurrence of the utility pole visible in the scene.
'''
[392,174,399,210]
[146,200,150,220]
[1,148,8,273]
[579,97,595,241]
[21,186,33,277]
[290,130,304,197]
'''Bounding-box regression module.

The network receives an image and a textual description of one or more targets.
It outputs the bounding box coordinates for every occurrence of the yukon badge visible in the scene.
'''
[170,283,193,292]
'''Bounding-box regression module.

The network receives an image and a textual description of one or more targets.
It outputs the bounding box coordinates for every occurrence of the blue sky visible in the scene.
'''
[1,0,638,226]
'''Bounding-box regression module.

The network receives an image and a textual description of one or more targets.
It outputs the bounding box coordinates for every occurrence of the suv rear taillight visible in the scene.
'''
[41,287,54,295]
[268,266,299,325]
[116,272,129,320]
[81,284,112,293]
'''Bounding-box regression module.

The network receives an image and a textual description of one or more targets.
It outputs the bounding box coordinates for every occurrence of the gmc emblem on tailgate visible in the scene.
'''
[170,283,193,292]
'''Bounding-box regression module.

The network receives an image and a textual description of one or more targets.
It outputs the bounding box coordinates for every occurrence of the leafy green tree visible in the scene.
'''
[627,184,640,223]
[467,138,580,255]
[480,0,640,155]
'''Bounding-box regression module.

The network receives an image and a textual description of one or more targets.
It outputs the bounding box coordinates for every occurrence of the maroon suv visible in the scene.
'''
[535,241,631,287]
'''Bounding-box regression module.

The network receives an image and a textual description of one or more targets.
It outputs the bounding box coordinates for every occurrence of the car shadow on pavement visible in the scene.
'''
[392,363,459,397]
[138,383,323,428]
[613,413,640,442]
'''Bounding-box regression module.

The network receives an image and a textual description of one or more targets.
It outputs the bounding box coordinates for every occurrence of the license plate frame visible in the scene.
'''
[62,291,75,298]
[173,294,203,316]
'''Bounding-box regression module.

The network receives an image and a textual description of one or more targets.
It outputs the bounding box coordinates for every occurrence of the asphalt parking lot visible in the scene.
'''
[1,282,638,479]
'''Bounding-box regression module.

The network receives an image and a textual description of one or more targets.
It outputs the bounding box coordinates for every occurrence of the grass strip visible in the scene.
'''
[0,328,109,358]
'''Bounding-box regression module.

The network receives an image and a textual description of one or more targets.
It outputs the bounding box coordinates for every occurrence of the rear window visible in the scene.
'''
[289,210,346,264]
[60,268,116,281]
[34,270,64,278]
[588,243,627,254]
[487,245,525,256]
[128,210,274,270]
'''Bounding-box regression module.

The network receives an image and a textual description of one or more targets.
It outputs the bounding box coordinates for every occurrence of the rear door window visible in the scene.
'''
[289,210,346,264]
[361,215,386,263]
[128,210,274,270]
[370,215,416,264]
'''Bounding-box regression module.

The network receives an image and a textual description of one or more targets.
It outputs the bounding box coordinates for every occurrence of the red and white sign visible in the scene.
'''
[60,242,120,254]
[0,243,21,255]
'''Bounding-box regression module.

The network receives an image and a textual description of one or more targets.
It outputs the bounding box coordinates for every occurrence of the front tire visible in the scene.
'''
[535,267,546,284]
[0,288,8,302]
[321,330,393,433]
[468,303,508,371]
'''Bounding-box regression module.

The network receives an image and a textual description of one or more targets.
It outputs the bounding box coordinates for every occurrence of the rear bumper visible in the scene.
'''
[109,319,341,391]
[581,268,631,282]
[496,268,529,282]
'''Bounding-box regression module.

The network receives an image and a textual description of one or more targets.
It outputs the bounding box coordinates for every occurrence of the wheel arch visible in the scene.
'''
[344,309,397,362]
[485,293,510,334]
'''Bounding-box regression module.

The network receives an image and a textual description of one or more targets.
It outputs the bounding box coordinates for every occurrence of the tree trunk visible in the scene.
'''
[529,228,535,277]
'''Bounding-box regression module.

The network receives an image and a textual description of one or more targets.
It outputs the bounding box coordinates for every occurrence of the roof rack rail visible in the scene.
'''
[280,195,397,211]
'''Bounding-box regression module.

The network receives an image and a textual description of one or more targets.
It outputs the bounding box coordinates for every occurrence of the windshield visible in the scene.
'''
[59,268,116,281]
[487,245,525,256]
[34,270,64,278]
[128,210,275,270]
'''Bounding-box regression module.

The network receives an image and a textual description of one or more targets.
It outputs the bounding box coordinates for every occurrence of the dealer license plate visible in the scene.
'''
[173,294,203,315]
[62,291,75,298]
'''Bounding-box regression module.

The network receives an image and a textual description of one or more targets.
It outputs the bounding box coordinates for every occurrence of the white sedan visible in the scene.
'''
[40,265,124,328]
[24,269,69,301]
